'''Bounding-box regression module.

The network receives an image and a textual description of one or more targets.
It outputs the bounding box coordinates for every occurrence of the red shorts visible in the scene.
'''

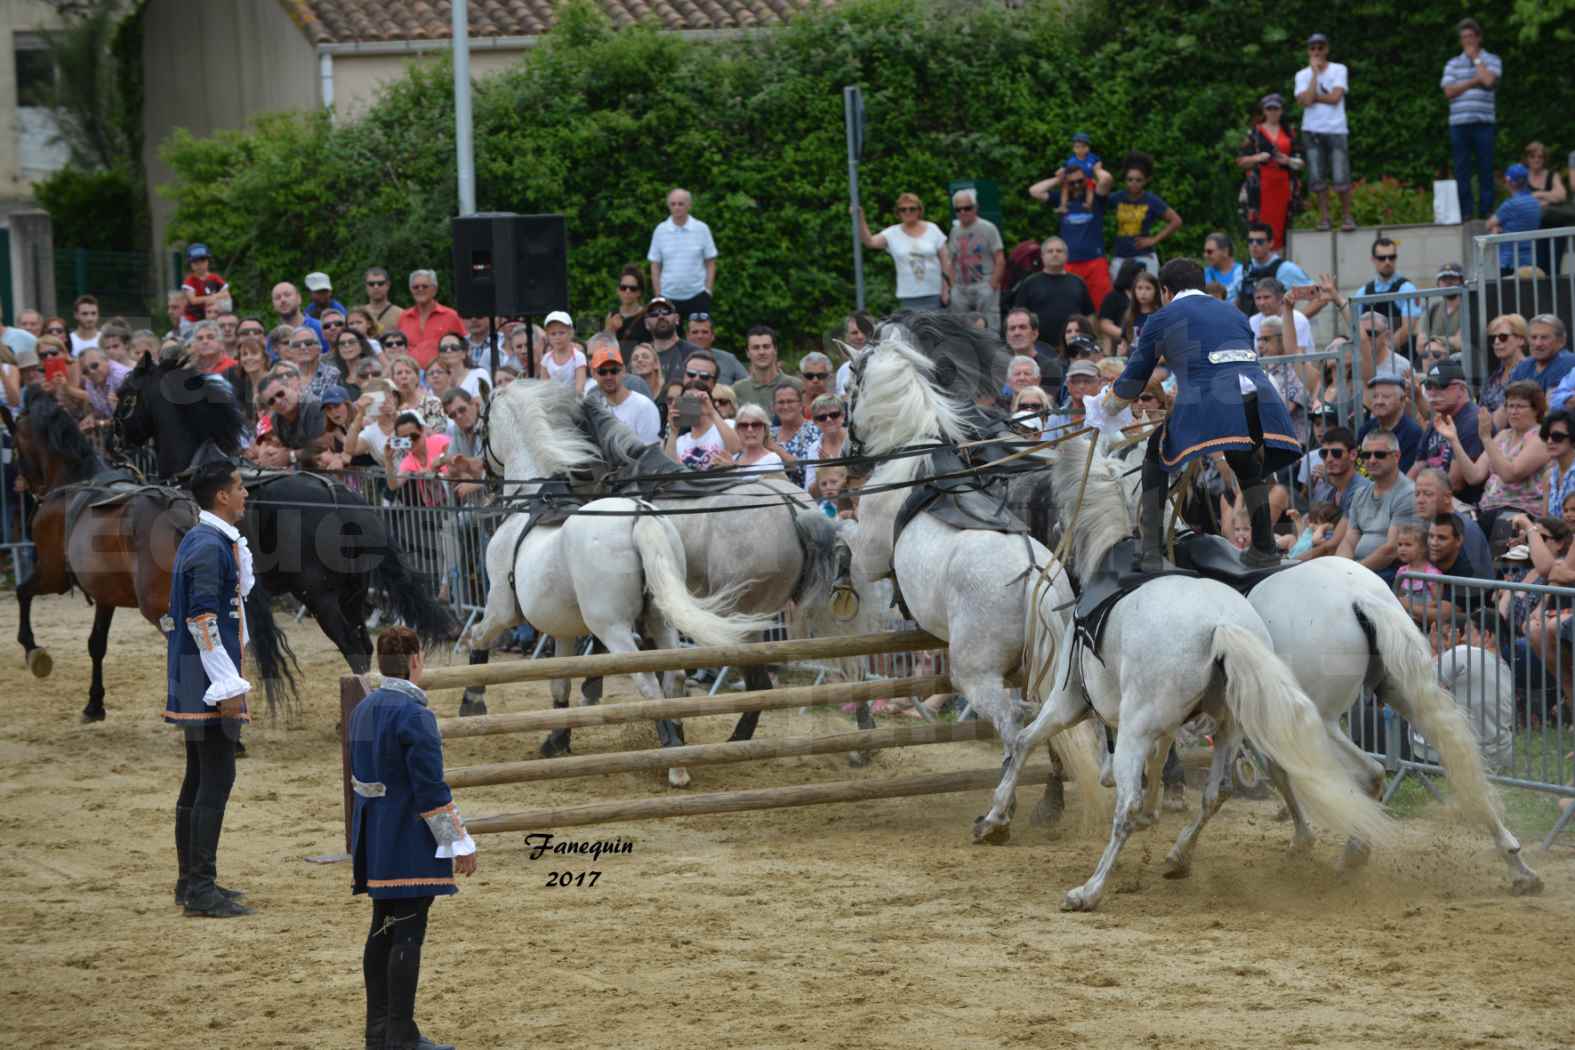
[1066,258,1113,314]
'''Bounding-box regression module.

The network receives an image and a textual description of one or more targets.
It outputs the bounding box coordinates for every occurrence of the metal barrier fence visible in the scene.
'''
[1472,226,1575,348]
[1387,570,1575,848]
[1349,282,1475,391]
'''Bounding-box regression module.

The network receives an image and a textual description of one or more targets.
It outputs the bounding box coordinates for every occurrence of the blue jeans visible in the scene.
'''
[1450,121,1496,220]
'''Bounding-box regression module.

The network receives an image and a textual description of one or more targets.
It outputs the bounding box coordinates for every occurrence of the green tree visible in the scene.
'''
[159,0,1572,349]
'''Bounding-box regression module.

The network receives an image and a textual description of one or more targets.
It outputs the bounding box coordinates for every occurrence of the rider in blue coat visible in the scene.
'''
[350,627,476,1050]
[1104,258,1303,576]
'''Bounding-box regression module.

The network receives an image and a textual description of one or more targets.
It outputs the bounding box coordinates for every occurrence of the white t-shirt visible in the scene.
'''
[597,389,660,444]
[836,360,853,395]
[542,348,586,386]
[70,331,100,358]
[454,367,490,399]
[357,422,393,460]
[1295,62,1349,135]
[1251,309,1314,353]
[676,423,727,469]
[881,223,947,299]
[732,450,785,475]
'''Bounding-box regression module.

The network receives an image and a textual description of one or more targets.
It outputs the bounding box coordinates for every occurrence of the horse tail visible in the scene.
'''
[631,513,775,648]
[1212,623,1396,848]
[790,508,841,609]
[1354,597,1506,828]
[371,541,457,649]
[244,582,300,720]
[1022,571,1111,835]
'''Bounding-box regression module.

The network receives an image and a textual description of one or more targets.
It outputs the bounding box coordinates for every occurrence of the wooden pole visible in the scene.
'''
[435,674,951,740]
[338,674,373,854]
[465,764,1054,834]
[446,718,996,787]
[417,629,944,693]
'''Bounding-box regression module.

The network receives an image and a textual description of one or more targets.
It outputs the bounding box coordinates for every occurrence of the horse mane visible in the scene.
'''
[489,379,602,477]
[852,333,969,455]
[150,353,245,455]
[1049,436,1133,577]
[27,390,104,482]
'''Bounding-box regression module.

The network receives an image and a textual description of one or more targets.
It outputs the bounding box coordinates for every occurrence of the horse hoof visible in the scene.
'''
[1030,799,1064,828]
[847,749,872,768]
[26,648,52,678]
[458,695,488,718]
[539,735,571,759]
[1336,842,1371,874]
[1133,810,1157,830]
[1511,873,1544,897]
[971,816,1010,845]
[667,767,691,788]
[1162,856,1191,880]
[1285,835,1315,858]
[1060,888,1096,912]
[80,708,105,724]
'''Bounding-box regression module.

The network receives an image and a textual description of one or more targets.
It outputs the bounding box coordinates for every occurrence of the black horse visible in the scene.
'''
[0,389,295,720]
[111,352,455,673]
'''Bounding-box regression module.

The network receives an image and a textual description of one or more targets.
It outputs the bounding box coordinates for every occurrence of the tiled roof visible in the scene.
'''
[284,0,825,43]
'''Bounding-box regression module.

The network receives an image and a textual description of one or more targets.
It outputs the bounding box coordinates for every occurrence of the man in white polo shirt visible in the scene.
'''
[647,188,718,324]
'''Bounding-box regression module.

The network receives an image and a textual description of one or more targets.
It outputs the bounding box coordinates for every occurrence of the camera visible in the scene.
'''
[390,437,413,451]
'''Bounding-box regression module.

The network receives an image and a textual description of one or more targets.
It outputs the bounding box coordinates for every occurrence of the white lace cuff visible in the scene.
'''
[189,616,251,705]
[435,832,477,859]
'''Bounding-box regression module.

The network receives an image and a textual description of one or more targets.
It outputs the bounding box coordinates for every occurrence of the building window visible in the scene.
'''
[13,33,70,180]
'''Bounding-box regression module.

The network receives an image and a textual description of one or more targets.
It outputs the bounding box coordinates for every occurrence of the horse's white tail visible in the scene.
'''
[631,514,775,648]
[1022,572,1112,834]
[1212,624,1396,847]
[1355,596,1505,827]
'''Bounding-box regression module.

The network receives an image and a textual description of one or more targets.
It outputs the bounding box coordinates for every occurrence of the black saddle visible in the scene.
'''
[1072,537,1198,652]
[1172,533,1291,595]
[893,445,1027,544]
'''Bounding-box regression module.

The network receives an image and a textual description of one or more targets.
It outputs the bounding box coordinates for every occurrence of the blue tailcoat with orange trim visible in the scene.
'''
[350,682,460,900]
[165,523,249,726]
[1112,292,1303,474]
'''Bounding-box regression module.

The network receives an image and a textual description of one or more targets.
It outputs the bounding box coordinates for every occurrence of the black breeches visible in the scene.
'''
[369,896,432,948]
[1144,392,1270,494]
[176,728,238,811]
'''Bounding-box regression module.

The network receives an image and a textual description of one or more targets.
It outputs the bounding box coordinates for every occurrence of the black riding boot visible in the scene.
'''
[174,805,246,907]
[386,941,454,1050]
[1123,455,1170,583]
[1239,479,1282,569]
[183,805,252,917]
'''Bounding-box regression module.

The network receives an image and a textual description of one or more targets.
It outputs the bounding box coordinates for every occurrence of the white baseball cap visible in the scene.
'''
[543,310,573,329]
[304,271,332,292]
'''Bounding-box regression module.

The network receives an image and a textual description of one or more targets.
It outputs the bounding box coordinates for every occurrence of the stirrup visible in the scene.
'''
[1239,546,1281,569]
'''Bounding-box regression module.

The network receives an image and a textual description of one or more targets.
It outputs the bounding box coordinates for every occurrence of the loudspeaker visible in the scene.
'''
[451,212,569,317]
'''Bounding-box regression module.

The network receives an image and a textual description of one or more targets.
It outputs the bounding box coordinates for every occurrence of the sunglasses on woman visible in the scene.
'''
[1016,403,1045,412]
[619,283,640,292]
[1137,394,1158,403]
[735,421,766,431]
[713,397,734,407]
[813,411,843,422]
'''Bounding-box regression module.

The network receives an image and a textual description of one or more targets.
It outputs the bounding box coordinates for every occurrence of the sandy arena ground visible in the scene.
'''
[1,592,1573,1049]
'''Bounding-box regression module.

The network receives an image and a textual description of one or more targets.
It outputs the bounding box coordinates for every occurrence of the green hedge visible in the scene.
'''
[161,0,1569,349]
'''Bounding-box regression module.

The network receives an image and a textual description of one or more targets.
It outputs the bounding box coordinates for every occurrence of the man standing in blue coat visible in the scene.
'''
[351,626,476,1050]
[1104,258,1303,576]
[167,459,254,918]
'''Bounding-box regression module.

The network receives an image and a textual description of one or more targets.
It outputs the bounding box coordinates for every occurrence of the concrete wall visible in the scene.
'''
[141,0,319,276]
[0,0,66,206]
[330,49,525,121]
[1286,221,1481,345]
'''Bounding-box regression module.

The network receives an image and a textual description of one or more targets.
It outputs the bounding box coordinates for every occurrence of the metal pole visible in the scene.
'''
[844,86,865,311]
[453,0,476,216]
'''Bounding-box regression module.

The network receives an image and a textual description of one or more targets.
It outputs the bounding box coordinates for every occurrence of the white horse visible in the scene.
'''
[467,381,777,786]
[1114,470,1542,894]
[843,334,1099,824]
[977,437,1395,911]
[1247,558,1541,893]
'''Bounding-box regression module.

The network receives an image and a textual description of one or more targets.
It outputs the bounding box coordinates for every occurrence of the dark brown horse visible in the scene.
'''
[1,390,294,721]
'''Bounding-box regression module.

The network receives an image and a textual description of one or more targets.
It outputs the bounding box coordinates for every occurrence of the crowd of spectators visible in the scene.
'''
[1,15,1572,708]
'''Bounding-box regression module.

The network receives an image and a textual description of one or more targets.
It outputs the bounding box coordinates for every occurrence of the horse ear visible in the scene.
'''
[137,350,153,370]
